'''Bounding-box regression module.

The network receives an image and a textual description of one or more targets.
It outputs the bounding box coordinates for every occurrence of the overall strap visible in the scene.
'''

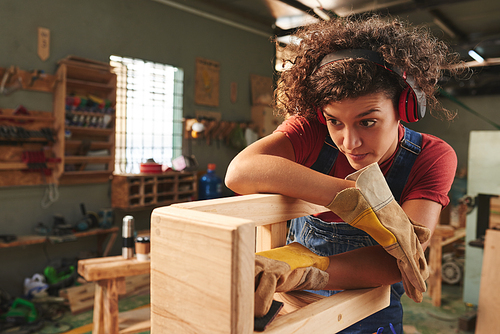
[310,135,338,174]
[385,126,423,202]
[310,126,422,203]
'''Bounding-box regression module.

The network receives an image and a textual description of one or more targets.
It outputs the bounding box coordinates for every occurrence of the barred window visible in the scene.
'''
[110,56,183,174]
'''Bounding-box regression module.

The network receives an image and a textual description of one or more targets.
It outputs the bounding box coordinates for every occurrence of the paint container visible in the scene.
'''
[135,236,150,261]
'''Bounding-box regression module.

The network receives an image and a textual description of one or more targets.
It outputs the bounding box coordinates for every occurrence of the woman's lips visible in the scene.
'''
[346,153,368,161]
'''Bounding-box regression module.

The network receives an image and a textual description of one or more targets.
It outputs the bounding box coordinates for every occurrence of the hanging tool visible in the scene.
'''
[0,66,23,95]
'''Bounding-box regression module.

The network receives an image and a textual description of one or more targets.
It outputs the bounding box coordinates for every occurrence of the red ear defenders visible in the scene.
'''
[314,49,426,124]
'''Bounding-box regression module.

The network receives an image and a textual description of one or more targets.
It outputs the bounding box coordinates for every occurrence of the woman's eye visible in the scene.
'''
[360,120,376,127]
[327,119,340,126]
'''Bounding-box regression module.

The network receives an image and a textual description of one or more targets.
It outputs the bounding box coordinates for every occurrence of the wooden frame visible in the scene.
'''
[150,194,390,333]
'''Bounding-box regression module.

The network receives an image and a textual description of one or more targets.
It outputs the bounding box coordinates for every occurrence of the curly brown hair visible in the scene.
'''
[273,15,462,121]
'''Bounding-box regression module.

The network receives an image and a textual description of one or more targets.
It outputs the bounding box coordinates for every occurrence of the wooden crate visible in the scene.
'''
[150,194,391,333]
[111,171,197,209]
[59,273,150,315]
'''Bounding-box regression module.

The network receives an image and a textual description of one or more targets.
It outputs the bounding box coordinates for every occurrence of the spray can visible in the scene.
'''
[122,215,135,259]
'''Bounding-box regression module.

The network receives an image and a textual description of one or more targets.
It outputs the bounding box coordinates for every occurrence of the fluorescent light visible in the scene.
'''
[468,50,484,63]
[313,7,331,21]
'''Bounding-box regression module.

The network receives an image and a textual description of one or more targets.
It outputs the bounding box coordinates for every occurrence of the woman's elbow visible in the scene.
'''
[225,159,247,194]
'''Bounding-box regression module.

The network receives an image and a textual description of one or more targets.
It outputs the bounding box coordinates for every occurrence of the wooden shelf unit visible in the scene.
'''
[111,172,197,209]
[53,56,117,185]
[0,68,59,187]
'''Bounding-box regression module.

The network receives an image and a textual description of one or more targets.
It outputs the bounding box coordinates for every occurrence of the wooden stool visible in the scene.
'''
[78,256,150,334]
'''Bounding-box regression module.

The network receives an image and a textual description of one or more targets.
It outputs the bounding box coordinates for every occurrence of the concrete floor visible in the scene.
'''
[402,283,476,334]
[1,282,473,333]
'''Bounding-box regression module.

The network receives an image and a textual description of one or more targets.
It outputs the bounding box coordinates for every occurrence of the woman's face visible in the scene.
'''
[322,92,400,170]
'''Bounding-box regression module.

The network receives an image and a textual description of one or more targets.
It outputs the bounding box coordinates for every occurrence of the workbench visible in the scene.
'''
[427,225,466,307]
[78,255,150,334]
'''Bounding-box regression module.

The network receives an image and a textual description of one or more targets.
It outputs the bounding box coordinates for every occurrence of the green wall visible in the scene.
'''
[0,0,274,296]
[409,95,500,173]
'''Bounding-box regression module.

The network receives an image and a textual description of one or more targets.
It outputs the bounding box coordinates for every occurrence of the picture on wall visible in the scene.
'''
[195,57,220,107]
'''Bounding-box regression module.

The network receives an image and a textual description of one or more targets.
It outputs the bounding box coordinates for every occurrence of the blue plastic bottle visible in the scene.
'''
[198,163,222,200]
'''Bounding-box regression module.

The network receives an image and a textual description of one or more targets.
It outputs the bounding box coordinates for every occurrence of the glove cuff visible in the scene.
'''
[346,162,394,210]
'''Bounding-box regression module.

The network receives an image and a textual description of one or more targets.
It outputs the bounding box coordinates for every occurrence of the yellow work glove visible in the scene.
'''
[326,163,430,303]
[255,242,330,317]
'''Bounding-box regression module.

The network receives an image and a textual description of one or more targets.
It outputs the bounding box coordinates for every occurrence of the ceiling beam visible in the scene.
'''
[275,0,326,21]
[428,8,467,41]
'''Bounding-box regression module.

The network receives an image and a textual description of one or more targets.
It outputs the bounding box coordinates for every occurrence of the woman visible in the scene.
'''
[225,16,461,333]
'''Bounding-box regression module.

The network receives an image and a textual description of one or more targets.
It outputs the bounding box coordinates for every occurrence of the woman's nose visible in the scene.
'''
[342,128,362,150]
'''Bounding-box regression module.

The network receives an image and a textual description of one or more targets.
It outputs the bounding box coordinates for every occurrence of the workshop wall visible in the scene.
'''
[0,0,274,296]
[409,95,500,173]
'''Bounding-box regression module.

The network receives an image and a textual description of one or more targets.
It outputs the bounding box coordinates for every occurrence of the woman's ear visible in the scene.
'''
[316,107,326,125]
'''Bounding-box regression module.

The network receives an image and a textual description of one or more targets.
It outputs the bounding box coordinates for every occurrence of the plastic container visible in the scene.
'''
[198,163,222,200]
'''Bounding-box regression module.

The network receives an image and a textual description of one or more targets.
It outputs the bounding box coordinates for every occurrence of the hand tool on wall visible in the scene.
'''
[0,66,23,96]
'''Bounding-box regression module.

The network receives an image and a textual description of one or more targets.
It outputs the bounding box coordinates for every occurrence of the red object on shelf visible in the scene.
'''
[139,162,162,174]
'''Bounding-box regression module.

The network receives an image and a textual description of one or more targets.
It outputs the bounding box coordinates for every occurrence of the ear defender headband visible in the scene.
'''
[314,49,426,124]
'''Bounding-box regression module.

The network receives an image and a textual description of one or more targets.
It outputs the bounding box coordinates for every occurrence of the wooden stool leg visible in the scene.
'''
[103,279,120,334]
[93,281,105,334]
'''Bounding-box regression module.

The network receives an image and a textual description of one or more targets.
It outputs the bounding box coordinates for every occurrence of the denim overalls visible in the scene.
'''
[287,126,422,334]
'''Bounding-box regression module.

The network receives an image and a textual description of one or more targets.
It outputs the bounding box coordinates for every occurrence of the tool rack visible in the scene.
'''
[0,57,117,187]
[0,67,59,187]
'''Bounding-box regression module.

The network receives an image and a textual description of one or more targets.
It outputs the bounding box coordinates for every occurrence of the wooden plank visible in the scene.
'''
[64,155,112,164]
[60,282,96,315]
[0,227,118,249]
[256,221,287,252]
[0,235,46,248]
[170,194,328,226]
[119,306,151,334]
[273,291,326,315]
[428,233,443,307]
[441,228,466,247]
[475,229,500,334]
[78,256,150,281]
[150,206,254,334]
[263,286,390,334]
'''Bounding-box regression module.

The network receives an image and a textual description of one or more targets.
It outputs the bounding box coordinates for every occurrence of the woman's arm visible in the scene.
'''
[227,132,442,289]
[225,132,354,206]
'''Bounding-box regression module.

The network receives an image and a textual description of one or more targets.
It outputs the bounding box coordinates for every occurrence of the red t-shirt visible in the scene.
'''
[275,116,457,222]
